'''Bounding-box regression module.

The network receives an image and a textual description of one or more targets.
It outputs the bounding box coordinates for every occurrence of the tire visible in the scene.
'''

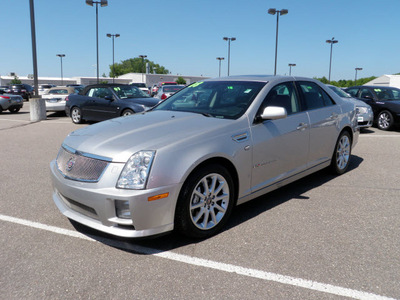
[121,109,134,116]
[330,131,352,175]
[377,110,394,131]
[9,107,20,113]
[71,107,83,124]
[175,164,235,239]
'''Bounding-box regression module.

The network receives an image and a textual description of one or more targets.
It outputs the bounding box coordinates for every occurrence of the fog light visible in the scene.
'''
[115,200,131,219]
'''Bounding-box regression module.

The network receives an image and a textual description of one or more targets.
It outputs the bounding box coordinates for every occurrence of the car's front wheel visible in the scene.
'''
[377,110,394,131]
[175,164,235,239]
[71,107,83,124]
[121,109,134,116]
[331,131,352,175]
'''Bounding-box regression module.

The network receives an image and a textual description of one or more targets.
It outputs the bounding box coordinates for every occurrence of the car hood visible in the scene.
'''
[125,97,160,107]
[64,110,236,162]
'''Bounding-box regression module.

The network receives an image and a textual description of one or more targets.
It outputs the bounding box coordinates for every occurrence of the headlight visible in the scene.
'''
[356,106,368,114]
[117,151,155,189]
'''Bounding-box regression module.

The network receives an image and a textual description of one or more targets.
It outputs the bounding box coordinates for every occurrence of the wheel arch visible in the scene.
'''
[179,156,240,206]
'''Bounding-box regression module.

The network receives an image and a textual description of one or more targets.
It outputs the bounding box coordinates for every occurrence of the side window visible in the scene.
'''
[346,88,359,97]
[259,82,300,115]
[298,81,332,110]
[360,88,373,99]
[87,88,113,99]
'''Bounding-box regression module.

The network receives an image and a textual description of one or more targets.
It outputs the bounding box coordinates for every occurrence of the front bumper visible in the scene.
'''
[357,111,374,128]
[50,160,180,238]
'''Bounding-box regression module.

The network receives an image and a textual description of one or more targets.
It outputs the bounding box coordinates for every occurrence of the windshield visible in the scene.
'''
[153,81,266,119]
[112,85,150,99]
[328,85,351,98]
[373,87,400,100]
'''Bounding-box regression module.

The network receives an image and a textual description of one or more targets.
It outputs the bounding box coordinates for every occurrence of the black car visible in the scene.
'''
[65,84,160,124]
[345,85,400,130]
[7,84,33,100]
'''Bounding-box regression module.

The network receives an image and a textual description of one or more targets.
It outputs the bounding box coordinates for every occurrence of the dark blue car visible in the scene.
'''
[65,84,160,124]
[345,85,400,130]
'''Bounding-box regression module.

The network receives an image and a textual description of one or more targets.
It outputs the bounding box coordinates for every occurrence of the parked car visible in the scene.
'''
[65,84,159,124]
[0,86,9,92]
[345,85,400,130]
[130,83,150,95]
[38,84,56,96]
[42,86,80,112]
[50,75,359,239]
[154,84,185,100]
[7,84,31,100]
[151,81,177,96]
[0,90,23,113]
[327,85,373,129]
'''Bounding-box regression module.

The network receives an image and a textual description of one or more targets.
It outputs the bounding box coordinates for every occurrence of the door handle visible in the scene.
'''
[297,123,308,130]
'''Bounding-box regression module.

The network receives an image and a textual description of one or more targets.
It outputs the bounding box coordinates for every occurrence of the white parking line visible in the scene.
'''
[361,135,400,138]
[0,214,397,300]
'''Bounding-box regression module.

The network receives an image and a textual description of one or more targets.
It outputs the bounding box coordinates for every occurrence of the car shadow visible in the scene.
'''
[70,154,364,255]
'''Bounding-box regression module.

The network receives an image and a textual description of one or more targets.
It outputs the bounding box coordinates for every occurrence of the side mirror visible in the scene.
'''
[260,106,287,120]
[362,95,374,100]
[104,96,114,101]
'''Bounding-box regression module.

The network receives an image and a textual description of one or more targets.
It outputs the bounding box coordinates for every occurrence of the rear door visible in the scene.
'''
[296,81,342,169]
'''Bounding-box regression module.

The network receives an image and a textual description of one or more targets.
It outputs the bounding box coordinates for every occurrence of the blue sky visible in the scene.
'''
[1,0,399,81]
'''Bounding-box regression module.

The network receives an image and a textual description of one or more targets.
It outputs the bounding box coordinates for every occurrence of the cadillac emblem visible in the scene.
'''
[66,157,76,172]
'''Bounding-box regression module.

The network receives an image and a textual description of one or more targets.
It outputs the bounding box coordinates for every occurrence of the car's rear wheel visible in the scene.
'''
[175,164,235,239]
[9,107,20,113]
[71,107,83,124]
[121,109,134,116]
[331,131,352,175]
[377,110,394,131]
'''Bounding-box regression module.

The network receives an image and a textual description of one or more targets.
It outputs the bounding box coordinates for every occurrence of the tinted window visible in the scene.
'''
[346,88,359,97]
[373,87,400,100]
[87,87,113,99]
[298,81,334,110]
[360,88,374,99]
[49,89,69,94]
[259,82,300,115]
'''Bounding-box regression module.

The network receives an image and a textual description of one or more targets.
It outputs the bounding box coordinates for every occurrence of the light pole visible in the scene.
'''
[139,55,147,83]
[86,0,108,83]
[56,54,65,85]
[288,63,296,76]
[326,37,338,83]
[355,67,363,85]
[216,57,224,77]
[223,37,236,76]
[268,8,288,75]
[107,33,120,83]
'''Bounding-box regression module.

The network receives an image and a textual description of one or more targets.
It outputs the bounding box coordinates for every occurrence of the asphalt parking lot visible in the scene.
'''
[1,102,399,300]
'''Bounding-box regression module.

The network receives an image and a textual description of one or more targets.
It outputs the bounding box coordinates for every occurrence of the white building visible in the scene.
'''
[0,73,209,88]
[365,75,400,88]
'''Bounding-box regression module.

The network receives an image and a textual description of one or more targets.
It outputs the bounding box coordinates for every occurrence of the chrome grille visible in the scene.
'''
[56,144,111,182]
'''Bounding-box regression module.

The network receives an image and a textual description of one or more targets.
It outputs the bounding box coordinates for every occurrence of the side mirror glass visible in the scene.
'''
[104,96,114,101]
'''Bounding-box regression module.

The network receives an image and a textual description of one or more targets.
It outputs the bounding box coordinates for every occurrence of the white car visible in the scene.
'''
[38,84,56,96]
[154,85,185,100]
[130,83,150,95]
[50,75,359,239]
[42,86,80,112]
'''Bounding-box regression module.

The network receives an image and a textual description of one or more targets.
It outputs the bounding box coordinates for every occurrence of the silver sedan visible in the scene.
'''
[50,76,359,239]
